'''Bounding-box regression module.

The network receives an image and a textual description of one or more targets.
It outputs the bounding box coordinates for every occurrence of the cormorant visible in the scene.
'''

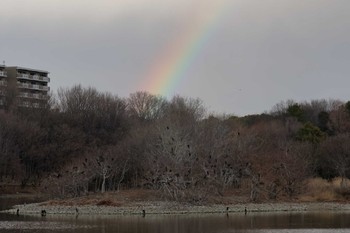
[41,210,46,217]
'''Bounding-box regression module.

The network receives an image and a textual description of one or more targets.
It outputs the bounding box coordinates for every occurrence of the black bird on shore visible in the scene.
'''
[41,210,46,217]
[142,209,146,217]
[16,209,19,216]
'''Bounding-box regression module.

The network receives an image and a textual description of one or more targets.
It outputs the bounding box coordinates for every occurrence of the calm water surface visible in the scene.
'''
[1,196,350,233]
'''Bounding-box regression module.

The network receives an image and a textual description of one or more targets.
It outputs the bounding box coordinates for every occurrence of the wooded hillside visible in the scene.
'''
[1,85,350,203]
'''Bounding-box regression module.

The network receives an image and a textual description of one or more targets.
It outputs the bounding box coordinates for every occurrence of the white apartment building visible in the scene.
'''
[0,66,50,108]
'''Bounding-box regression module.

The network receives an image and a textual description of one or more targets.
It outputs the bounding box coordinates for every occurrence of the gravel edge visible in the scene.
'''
[2,202,350,216]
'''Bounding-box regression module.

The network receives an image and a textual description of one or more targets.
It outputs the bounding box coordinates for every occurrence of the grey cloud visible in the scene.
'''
[1,0,350,115]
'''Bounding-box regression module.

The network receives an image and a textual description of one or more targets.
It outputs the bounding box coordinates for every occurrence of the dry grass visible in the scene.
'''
[43,189,160,207]
[96,199,120,207]
[41,181,350,207]
[299,177,350,202]
[43,197,121,206]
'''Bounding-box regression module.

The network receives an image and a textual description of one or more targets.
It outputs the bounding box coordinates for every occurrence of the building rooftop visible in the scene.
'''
[8,66,49,74]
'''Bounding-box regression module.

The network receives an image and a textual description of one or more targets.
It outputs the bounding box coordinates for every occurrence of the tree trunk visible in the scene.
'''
[101,174,106,193]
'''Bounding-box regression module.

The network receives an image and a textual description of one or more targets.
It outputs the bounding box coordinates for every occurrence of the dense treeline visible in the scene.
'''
[1,85,350,202]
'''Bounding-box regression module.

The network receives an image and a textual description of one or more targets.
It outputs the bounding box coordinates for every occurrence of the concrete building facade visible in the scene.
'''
[0,66,50,108]
[0,65,7,106]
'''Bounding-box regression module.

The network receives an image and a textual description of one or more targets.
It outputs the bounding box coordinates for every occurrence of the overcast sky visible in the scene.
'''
[1,0,350,116]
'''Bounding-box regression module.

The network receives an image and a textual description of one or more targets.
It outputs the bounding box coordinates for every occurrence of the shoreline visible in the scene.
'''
[2,201,350,216]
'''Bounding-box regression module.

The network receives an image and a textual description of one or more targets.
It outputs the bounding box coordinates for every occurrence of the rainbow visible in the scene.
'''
[140,0,230,97]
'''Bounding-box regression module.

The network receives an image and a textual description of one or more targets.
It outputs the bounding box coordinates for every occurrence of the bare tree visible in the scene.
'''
[141,96,207,201]
[127,91,167,121]
[56,85,127,145]
[44,158,89,198]
[318,134,350,188]
[329,105,350,134]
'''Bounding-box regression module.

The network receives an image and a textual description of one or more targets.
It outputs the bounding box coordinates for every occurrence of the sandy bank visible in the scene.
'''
[2,201,350,216]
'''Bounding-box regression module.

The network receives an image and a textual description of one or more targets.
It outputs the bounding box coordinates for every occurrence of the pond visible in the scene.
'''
[0,196,350,233]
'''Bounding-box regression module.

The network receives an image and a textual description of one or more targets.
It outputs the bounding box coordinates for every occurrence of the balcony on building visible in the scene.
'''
[17,82,50,91]
[18,101,30,108]
[0,80,8,87]
[18,92,47,100]
[0,71,7,77]
[17,73,50,82]
[18,101,41,108]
